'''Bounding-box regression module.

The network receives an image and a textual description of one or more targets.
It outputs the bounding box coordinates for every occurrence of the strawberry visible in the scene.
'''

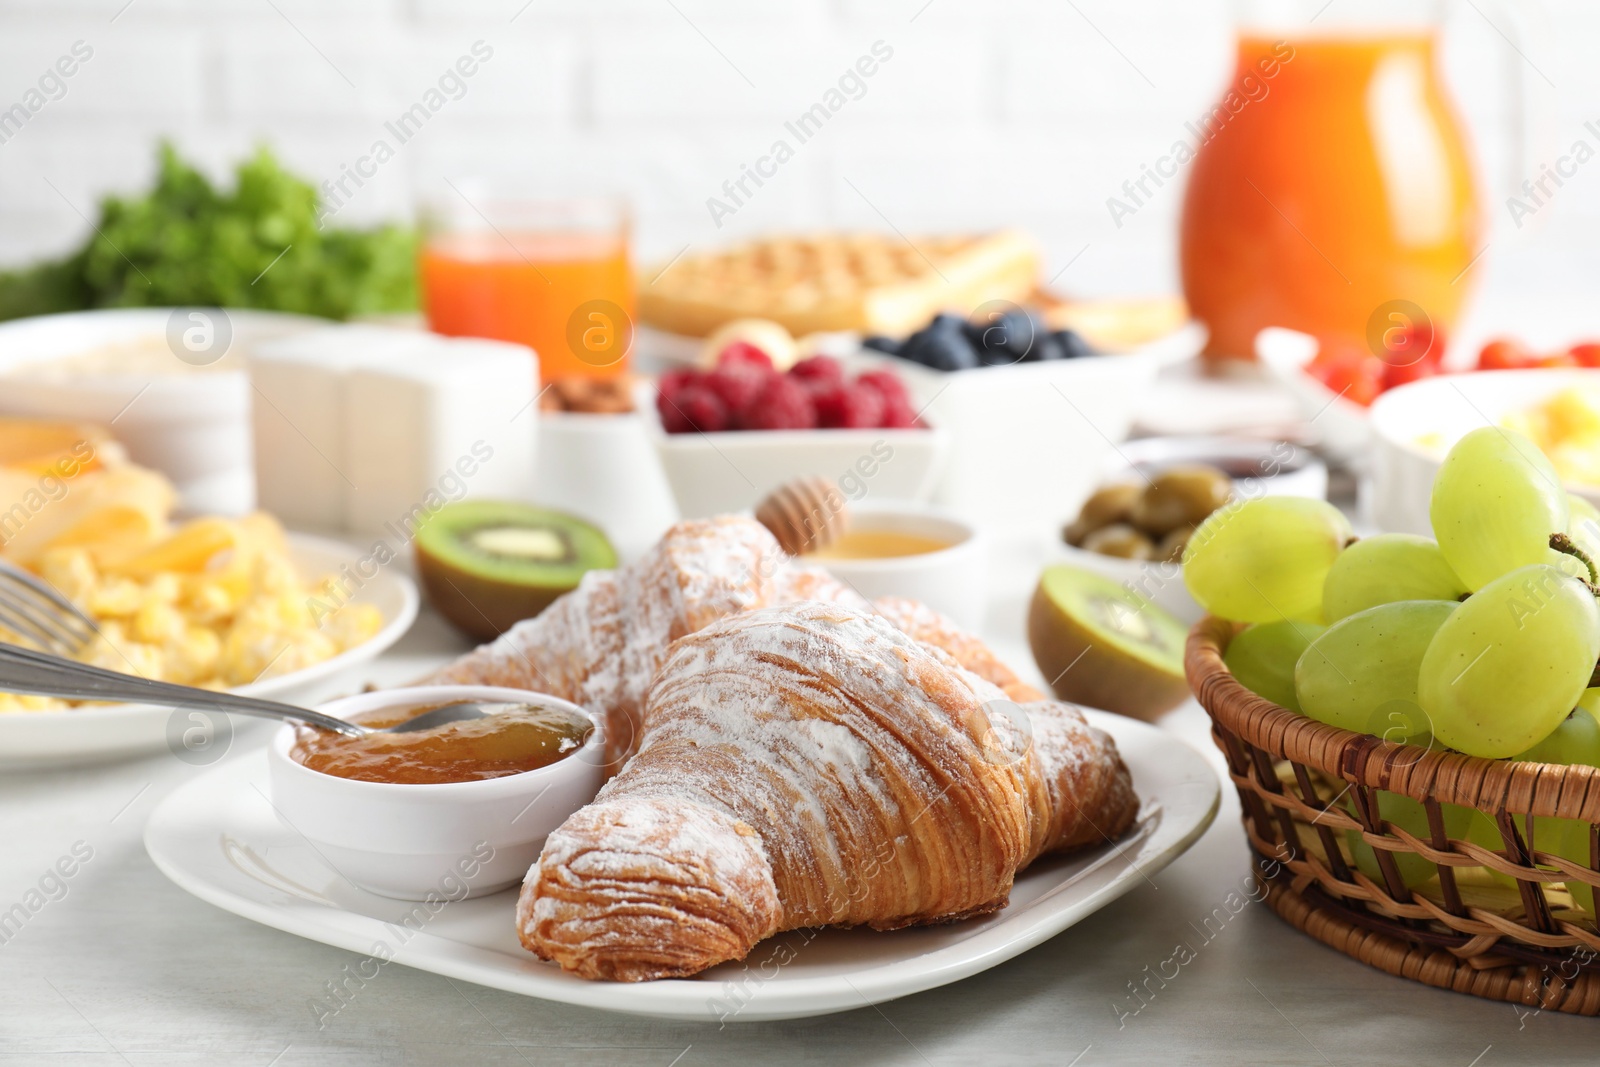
[1569,342,1600,368]
[1477,338,1536,371]
[1309,347,1384,407]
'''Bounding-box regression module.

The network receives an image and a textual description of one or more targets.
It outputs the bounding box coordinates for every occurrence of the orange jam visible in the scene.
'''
[292,701,593,785]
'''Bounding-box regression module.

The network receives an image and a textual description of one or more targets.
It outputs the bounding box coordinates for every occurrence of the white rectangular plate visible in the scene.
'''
[144,710,1218,1022]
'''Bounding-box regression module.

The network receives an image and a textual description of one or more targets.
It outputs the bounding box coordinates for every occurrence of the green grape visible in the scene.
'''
[1429,426,1568,590]
[1345,793,1472,889]
[1321,534,1468,622]
[1580,687,1600,723]
[1182,497,1351,623]
[1417,564,1600,758]
[1294,600,1456,742]
[1514,707,1600,765]
[1223,620,1324,712]
[1463,810,1517,887]
[1560,494,1600,582]
[1506,710,1600,889]
[1557,818,1600,921]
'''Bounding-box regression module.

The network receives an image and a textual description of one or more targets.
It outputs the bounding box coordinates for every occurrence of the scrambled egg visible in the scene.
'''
[1502,387,1600,488]
[0,514,383,713]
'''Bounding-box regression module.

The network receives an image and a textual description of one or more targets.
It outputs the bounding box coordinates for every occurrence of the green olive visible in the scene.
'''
[1157,524,1197,563]
[1081,523,1156,560]
[1131,465,1232,535]
[1078,483,1141,529]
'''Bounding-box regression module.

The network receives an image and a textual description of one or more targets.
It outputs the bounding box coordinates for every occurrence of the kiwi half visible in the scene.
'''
[1027,564,1190,721]
[414,501,617,640]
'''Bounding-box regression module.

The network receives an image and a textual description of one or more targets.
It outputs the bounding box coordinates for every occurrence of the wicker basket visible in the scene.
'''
[1187,615,1600,1015]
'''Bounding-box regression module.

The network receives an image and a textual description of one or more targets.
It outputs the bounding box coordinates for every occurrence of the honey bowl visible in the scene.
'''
[266,685,604,901]
[799,504,985,629]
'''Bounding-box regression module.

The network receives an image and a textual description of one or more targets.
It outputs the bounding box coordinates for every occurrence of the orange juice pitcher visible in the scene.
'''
[1180,1,1493,360]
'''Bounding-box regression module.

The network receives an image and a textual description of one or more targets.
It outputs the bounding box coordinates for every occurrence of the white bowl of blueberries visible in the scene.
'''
[857,308,1206,531]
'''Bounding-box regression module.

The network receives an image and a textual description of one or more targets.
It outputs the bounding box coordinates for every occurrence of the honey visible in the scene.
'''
[808,529,956,561]
[292,701,593,785]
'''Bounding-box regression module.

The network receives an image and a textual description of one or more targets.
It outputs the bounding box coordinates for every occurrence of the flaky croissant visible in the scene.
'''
[519,602,1138,981]
[421,517,1030,771]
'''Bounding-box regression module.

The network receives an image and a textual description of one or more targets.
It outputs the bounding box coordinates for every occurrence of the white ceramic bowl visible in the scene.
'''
[640,384,950,518]
[1112,435,1328,502]
[1256,326,1372,464]
[533,410,680,562]
[0,308,326,514]
[808,504,985,630]
[860,322,1205,533]
[1048,435,1329,625]
[267,685,605,901]
[1368,368,1600,535]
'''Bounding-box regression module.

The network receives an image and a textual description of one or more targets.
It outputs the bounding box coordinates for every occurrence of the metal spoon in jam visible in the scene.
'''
[292,701,595,785]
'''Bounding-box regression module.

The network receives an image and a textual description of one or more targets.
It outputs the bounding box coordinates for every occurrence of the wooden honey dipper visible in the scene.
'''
[754,476,851,557]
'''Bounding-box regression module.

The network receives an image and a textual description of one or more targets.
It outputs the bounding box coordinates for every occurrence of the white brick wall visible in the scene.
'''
[0,0,1591,295]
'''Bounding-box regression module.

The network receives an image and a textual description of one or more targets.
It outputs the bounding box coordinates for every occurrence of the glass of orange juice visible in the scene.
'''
[421,193,636,384]
[1180,0,1489,361]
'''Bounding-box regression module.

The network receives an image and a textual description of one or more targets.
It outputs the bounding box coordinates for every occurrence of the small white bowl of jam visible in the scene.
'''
[266,685,604,901]
[802,504,985,629]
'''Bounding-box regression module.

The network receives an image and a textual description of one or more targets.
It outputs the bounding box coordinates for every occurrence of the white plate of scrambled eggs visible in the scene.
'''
[0,529,418,768]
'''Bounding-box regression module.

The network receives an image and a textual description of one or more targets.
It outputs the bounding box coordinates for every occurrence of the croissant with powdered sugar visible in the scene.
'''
[420,516,1039,770]
[518,602,1138,981]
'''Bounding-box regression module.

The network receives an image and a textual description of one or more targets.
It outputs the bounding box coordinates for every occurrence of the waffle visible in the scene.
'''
[640,231,1040,338]
[1033,291,1190,352]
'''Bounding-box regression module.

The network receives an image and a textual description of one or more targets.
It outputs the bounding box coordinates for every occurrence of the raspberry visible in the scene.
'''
[788,355,845,393]
[815,383,886,429]
[715,340,775,373]
[880,394,920,428]
[657,368,702,404]
[659,384,730,433]
[855,368,910,405]
[706,364,774,425]
[743,375,817,431]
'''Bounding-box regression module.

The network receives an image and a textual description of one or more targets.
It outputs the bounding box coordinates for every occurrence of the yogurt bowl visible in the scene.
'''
[266,685,605,901]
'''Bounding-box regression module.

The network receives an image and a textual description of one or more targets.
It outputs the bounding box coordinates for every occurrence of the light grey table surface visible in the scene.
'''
[3,542,1598,1067]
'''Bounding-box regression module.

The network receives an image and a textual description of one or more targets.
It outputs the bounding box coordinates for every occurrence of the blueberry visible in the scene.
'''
[1054,329,1095,360]
[975,335,1017,367]
[862,335,902,355]
[927,312,968,335]
[1005,310,1046,358]
[973,309,1043,366]
[1027,333,1065,362]
[903,324,978,371]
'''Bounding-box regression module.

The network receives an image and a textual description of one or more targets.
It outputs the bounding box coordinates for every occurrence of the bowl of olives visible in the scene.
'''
[1056,436,1327,623]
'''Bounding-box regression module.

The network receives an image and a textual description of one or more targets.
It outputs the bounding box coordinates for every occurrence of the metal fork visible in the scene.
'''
[0,559,97,656]
[0,641,511,738]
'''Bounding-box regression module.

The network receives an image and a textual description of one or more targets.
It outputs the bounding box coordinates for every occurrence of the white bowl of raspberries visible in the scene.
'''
[646,341,949,518]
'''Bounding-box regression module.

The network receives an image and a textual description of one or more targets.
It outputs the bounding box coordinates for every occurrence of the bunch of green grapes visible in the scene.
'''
[1186,427,1600,894]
